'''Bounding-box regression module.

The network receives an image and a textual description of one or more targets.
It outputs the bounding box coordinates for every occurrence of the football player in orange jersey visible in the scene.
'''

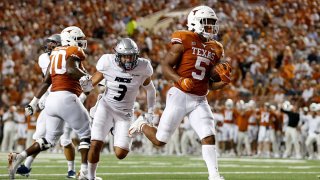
[16,34,80,179]
[129,5,231,180]
[8,26,93,180]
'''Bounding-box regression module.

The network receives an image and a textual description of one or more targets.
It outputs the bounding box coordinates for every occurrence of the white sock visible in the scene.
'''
[67,160,75,171]
[88,162,98,179]
[20,151,28,158]
[202,145,219,177]
[81,163,88,172]
[15,151,28,167]
[24,156,34,169]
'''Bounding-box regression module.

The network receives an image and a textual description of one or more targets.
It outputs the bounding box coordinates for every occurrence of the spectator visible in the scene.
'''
[1,106,19,152]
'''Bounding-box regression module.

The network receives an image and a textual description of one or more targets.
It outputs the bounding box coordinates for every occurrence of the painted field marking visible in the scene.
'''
[0,171,319,177]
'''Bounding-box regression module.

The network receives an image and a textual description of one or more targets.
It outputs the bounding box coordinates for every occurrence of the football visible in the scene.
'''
[210,62,232,82]
[209,65,221,82]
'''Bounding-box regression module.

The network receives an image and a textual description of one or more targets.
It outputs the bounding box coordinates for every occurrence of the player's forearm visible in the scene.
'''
[34,82,51,99]
[209,81,228,90]
[143,81,156,113]
[91,71,104,87]
[67,67,87,80]
[162,64,180,82]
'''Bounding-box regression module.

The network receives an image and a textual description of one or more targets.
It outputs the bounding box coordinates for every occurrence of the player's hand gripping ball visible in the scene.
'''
[210,62,232,83]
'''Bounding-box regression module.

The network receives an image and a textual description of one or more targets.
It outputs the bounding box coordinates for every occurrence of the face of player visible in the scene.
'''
[201,18,218,36]
[45,41,59,53]
[202,19,215,32]
[119,54,137,70]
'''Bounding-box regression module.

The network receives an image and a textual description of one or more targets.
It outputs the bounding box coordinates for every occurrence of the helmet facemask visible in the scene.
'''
[75,37,87,49]
[198,18,219,40]
[116,53,138,71]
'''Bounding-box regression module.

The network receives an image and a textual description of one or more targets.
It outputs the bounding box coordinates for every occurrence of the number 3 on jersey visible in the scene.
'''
[50,50,67,75]
[114,84,127,101]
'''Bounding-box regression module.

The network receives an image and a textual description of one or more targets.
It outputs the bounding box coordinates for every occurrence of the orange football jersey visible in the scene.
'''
[171,30,224,96]
[50,46,86,96]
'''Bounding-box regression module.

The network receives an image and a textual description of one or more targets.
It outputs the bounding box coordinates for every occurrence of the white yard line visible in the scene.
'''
[190,157,308,163]
[0,171,319,177]
[0,164,318,169]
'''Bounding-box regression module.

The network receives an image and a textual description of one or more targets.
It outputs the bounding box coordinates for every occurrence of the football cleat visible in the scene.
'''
[8,152,25,180]
[128,115,147,138]
[77,169,88,180]
[67,170,76,178]
[16,164,31,177]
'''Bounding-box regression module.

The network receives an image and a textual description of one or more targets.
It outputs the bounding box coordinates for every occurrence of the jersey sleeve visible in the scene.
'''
[213,41,225,61]
[96,54,112,72]
[171,31,183,44]
[145,60,153,77]
[171,31,192,51]
[38,53,50,75]
[67,46,86,61]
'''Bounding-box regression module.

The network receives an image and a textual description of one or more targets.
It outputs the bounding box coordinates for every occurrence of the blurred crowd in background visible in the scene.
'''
[0,0,319,158]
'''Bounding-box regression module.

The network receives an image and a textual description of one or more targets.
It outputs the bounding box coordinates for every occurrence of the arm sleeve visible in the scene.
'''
[142,80,156,113]
[68,46,86,61]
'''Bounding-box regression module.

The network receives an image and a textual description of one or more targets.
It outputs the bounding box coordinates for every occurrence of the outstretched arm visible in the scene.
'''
[26,64,52,115]
[91,71,104,87]
[209,81,229,90]
[142,77,156,113]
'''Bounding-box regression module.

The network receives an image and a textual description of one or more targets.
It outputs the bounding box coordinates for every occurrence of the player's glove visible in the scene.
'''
[80,74,93,93]
[215,62,232,83]
[25,97,39,116]
[144,112,155,123]
[178,77,194,92]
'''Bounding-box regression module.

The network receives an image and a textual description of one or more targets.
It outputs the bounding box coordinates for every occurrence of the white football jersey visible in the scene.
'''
[96,54,153,112]
[38,53,51,76]
[38,52,51,107]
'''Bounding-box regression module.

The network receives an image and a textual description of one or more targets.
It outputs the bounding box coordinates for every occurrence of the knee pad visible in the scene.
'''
[60,138,72,147]
[78,137,90,151]
[36,138,53,151]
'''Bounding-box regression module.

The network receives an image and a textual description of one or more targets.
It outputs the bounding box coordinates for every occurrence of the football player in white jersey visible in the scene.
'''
[16,34,78,178]
[8,26,92,180]
[81,38,156,180]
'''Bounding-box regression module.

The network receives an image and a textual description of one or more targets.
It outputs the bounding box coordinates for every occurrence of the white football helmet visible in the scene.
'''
[187,5,219,40]
[61,26,87,49]
[225,99,234,109]
[309,103,318,112]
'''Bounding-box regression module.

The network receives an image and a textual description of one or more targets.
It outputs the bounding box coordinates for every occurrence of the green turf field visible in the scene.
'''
[0,152,319,180]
